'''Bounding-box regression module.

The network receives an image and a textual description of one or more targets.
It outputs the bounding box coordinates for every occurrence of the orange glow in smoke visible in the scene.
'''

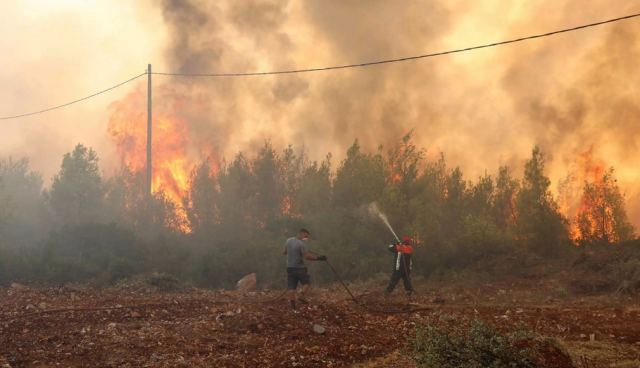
[107,86,217,231]
[559,148,610,242]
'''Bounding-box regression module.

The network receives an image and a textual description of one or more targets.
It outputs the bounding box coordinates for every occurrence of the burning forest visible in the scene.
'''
[2,1,640,367]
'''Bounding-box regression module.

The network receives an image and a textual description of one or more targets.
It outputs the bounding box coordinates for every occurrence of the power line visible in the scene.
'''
[0,72,147,120]
[153,12,640,77]
[2,12,639,120]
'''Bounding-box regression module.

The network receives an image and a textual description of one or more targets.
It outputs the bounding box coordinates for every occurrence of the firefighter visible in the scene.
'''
[283,228,327,310]
[385,235,414,296]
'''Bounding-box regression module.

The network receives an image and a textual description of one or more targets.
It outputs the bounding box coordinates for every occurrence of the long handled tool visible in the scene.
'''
[325,259,359,303]
[324,259,429,314]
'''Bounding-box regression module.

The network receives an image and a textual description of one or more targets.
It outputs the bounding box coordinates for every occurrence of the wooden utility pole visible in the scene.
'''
[146,64,152,199]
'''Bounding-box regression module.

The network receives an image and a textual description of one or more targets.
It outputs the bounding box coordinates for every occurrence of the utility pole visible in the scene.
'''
[146,64,152,199]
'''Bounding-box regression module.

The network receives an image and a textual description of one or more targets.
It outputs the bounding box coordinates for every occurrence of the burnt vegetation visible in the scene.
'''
[0,134,638,292]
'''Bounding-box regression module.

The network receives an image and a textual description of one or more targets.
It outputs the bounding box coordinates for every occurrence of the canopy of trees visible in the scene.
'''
[0,138,635,287]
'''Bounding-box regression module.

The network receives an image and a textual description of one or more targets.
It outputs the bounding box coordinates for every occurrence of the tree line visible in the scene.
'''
[0,133,634,287]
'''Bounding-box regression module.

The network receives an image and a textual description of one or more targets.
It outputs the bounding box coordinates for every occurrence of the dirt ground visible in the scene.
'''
[1,281,639,367]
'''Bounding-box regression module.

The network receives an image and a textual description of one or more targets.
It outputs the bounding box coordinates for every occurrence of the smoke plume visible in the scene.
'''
[104,0,640,225]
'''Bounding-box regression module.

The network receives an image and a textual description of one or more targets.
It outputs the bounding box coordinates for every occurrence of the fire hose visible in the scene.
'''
[324,259,431,314]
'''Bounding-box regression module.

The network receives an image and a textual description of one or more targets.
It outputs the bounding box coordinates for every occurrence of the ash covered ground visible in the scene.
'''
[1,278,639,368]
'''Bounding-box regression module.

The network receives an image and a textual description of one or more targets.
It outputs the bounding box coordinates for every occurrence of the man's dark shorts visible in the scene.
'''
[287,267,310,290]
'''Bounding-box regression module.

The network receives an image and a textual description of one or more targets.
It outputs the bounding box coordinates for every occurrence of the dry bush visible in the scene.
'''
[410,320,574,368]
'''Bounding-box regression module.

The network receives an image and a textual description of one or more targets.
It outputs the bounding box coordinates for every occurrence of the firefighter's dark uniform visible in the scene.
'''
[385,241,413,295]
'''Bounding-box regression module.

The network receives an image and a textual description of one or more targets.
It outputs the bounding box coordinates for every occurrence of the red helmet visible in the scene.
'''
[402,235,412,245]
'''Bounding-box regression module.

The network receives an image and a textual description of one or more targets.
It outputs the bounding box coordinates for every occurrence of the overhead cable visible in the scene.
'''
[2,12,639,120]
[0,72,146,120]
[153,12,640,77]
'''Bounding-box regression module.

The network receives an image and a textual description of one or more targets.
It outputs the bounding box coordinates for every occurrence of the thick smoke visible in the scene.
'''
[106,0,640,224]
[147,0,455,160]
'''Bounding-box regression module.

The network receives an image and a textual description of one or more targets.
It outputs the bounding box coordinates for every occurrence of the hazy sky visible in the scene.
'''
[0,0,165,176]
[2,1,640,223]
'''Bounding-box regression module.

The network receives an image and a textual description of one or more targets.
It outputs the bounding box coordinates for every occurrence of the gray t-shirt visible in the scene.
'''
[285,237,307,268]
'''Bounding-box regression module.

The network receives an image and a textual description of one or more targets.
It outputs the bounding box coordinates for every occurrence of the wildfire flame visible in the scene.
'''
[107,85,218,231]
[107,85,626,242]
[558,148,610,242]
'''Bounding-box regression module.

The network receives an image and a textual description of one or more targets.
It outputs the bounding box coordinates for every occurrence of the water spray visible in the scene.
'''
[368,202,401,243]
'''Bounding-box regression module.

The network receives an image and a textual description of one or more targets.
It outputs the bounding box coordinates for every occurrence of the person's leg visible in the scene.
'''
[385,271,401,294]
[288,290,297,309]
[300,283,310,302]
[402,270,413,296]
[299,269,311,303]
[287,269,299,309]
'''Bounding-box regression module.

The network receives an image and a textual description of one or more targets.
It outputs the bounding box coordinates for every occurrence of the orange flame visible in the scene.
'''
[558,148,610,242]
[391,172,402,184]
[107,85,218,232]
[281,195,292,216]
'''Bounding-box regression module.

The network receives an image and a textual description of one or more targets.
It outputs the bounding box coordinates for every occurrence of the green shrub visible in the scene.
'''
[569,241,640,295]
[411,320,573,368]
[40,223,148,284]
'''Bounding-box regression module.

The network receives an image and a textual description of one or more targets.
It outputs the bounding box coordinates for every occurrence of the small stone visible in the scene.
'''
[236,273,257,292]
[10,283,27,290]
[312,324,326,334]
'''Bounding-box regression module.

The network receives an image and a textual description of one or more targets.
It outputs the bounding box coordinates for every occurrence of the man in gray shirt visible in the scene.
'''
[284,228,327,310]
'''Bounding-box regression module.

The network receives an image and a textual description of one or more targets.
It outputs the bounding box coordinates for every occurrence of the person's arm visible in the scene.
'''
[388,244,398,253]
[303,251,327,261]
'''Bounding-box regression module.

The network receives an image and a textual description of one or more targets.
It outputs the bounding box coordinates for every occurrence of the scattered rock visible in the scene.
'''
[236,273,257,292]
[216,311,235,322]
[312,324,326,334]
[0,354,12,368]
[10,283,27,290]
